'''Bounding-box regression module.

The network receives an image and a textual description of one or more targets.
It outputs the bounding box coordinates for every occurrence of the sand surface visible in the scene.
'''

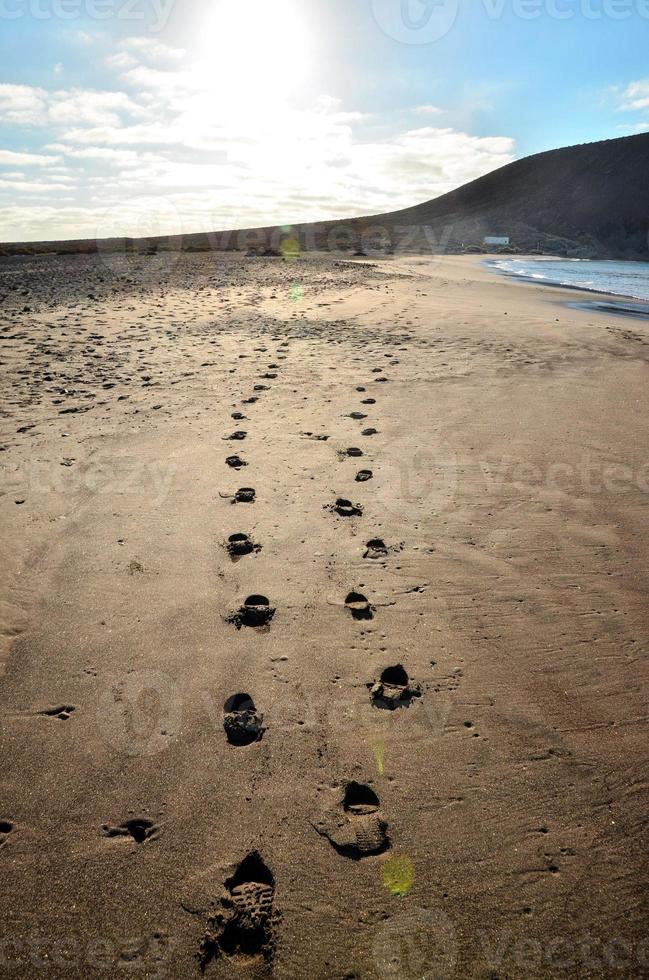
[1,251,648,978]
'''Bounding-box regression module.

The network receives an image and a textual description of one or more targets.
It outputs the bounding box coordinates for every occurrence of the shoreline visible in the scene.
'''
[483,255,649,319]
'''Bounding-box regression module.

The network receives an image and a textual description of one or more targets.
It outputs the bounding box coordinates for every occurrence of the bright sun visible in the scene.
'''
[196,0,311,101]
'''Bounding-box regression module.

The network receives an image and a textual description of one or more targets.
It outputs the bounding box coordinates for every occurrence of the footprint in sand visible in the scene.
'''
[355,469,373,483]
[234,487,256,504]
[225,455,247,470]
[0,820,14,848]
[223,693,265,746]
[227,595,275,630]
[364,538,388,558]
[369,665,421,710]
[101,818,159,843]
[328,498,363,517]
[37,704,76,721]
[312,782,390,859]
[200,853,276,966]
[224,431,247,441]
[345,591,374,620]
[226,533,260,558]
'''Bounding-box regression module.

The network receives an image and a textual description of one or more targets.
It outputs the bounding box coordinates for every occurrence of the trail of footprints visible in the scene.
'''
[1,336,421,970]
[197,344,424,966]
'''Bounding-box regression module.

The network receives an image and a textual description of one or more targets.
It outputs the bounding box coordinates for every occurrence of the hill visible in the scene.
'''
[2,133,648,259]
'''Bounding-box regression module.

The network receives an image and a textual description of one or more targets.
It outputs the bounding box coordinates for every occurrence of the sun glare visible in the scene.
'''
[196,0,311,101]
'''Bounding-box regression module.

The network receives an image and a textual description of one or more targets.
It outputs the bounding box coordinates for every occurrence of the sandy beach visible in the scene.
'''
[1,251,647,978]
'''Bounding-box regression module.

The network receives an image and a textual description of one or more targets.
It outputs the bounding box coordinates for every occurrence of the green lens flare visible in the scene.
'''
[381,855,415,897]
[282,237,301,260]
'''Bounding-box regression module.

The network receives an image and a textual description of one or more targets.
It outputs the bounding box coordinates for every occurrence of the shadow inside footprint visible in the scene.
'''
[234,488,256,504]
[330,498,363,517]
[355,470,373,483]
[223,693,264,746]
[364,538,387,558]
[345,591,374,620]
[102,818,159,844]
[38,704,76,721]
[369,665,421,710]
[226,455,247,469]
[0,820,14,847]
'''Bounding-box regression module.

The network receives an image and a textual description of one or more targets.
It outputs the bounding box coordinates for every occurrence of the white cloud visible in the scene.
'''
[0,149,60,166]
[618,120,649,134]
[619,79,649,111]
[0,84,140,128]
[0,179,71,193]
[0,85,47,125]
[49,145,141,165]
[0,33,516,241]
[121,37,185,63]
[105,52,138,72]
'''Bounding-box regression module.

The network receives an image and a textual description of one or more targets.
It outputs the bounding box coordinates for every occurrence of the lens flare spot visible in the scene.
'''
[282,237,301,260]
[381,855,416,897]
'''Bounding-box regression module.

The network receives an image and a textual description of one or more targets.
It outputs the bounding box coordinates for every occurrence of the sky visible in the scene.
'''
[0,0,647,242]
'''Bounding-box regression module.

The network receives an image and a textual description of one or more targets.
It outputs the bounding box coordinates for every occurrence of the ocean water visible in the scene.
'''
[489,257,649,302]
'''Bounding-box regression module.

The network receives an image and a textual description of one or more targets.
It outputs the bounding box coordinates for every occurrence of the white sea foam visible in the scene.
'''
[490,257,649,302]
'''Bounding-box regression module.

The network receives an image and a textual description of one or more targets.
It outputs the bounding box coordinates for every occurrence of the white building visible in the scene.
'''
[483,236,510,246]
